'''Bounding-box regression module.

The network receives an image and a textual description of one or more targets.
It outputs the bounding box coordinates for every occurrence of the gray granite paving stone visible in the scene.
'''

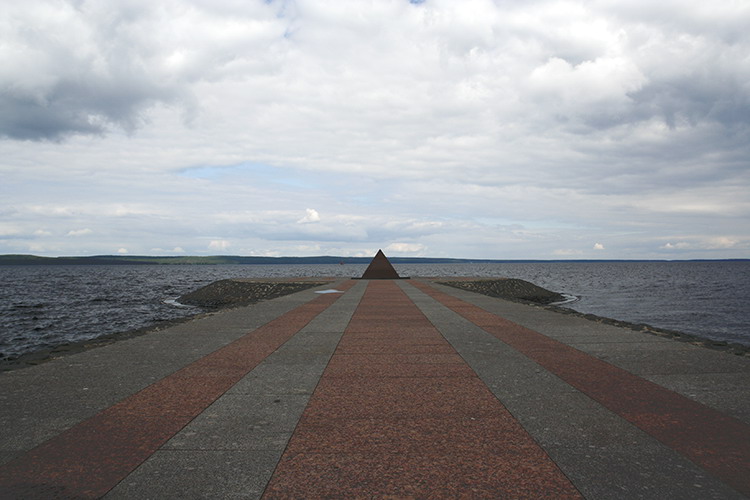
[475,357,578,398]
[280,330,346,346]
[545,443,745,500]
[593,348,750,375]
[569,340,698,353]
[643,372,750,424]
[60,337,226,372]
[299,313,359,333]
[262,343,339,363]
[0,416,84,460]
[103,450,280,500]
[498,391,647,448]
[162,394,309,451]
[643,371,750,393]
[558,333,672,344]
[0,453,19,469]
[535,417,735,493]
[228,363,327,396]
[537,322,672,343]
[256,349,333,365]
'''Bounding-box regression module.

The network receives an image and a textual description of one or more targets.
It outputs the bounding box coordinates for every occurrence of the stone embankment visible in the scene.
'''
[178,279,326,309]
[438,278,566,305]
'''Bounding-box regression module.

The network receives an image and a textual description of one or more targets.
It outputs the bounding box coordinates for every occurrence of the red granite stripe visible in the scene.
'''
[412,280,750,496]
[0,282,354,499]
[263,280,582,499]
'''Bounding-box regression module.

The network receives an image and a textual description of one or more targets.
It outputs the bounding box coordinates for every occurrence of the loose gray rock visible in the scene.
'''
[179,279,326,310]
[438,278,566,305]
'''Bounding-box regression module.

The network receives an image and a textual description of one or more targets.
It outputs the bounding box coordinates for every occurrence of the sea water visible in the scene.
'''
[1,261,748,359]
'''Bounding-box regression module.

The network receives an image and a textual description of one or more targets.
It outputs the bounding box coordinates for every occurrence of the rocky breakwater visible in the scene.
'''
[438,278,566,305]
[178,279,327,310]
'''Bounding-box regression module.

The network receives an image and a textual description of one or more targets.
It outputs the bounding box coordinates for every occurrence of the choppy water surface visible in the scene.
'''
[1,261,748,359]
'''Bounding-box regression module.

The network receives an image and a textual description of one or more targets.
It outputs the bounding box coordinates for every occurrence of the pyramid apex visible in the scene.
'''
[359,249,405,279]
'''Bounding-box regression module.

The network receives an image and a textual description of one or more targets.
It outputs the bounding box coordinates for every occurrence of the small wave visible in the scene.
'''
[550,294,579,306]
[163,298,194,309]
[12,303,45,310]
[90,297,116,303]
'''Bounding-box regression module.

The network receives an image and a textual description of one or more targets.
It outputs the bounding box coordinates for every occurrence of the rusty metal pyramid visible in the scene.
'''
[359,249,402,279]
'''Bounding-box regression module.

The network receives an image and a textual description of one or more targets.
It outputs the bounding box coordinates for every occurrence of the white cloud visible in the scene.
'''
[66,228,93,237]
[117,247,128,254]
[298,208,321,224]
[528,56,646,110]
[706,237,741,249]
[662,242,690,250]
[208,239,231,251]
[149,246,187,254]
[593,243,605,250]
[385,243,427,255]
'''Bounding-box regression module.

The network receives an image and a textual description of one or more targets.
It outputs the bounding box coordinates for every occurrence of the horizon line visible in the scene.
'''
[1,253,749,264]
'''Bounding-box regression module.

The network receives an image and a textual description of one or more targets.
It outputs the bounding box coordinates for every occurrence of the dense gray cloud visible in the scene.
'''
[2,3,166,139]
[0,0,285,139]
[1,0,749,258]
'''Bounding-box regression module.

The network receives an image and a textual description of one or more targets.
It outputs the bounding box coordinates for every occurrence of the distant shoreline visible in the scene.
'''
[1,254,748,266]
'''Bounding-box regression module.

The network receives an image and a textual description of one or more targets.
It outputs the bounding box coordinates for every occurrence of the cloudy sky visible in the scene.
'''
[2,0,749,259]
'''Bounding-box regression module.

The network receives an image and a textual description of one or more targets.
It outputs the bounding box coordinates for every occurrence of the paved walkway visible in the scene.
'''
[0,279,748,498]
